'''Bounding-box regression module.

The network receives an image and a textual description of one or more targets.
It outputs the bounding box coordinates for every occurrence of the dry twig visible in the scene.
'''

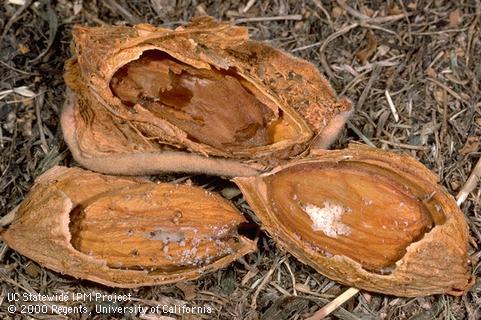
[457,157,481,206]
[235,15,303,23]
[305,287,360,320]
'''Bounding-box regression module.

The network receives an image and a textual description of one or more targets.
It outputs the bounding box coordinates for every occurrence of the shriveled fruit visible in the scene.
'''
[0,166,256,288]
[234,144,473,297]
[62,16,351,177]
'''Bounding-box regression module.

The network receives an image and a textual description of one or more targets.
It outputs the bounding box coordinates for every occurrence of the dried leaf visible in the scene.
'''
[24,262,41,278]
[175,282,197,300]
[234,144,473,297]
[62,17,352,177]
[449,9,462,28]
[13,86,36,98]
[356,31,377,65]
[18,43,29,54]
[407,2,417,10]
[1,166,256,288]
[387,4,402,15]
[331,6,344,18]
[360,5,374,17]
[433,88,445,104]
[425,67,437,79]
[73,0,82,15]
[459,136,480,155]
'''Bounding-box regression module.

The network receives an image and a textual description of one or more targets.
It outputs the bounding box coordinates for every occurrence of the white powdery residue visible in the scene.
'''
[363,198,373,206]
[302,201,351,238]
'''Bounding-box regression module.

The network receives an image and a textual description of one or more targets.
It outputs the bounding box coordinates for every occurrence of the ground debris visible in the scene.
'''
[0,1,480,319]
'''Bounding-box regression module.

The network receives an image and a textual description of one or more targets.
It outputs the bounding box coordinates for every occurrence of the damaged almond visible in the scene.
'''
[0,166,256,288]
[62,16,351,177]
[234,144,473,297]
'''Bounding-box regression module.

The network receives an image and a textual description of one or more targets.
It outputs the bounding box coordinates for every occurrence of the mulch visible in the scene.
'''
[0,0,480,319]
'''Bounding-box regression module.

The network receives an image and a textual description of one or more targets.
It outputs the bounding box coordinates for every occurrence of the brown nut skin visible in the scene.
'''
[62,16,351,177]
[0,166,256,288]
[234,144,474,297]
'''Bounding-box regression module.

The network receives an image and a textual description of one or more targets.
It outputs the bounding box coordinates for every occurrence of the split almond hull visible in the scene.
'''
[1,166,256,288]
[234,145,473,297]
[62,17,351,177]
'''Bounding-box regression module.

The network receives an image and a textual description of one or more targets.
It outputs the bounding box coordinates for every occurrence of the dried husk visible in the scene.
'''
[234,144,474,297]
[62,16,351,177]
[0,166,256,288]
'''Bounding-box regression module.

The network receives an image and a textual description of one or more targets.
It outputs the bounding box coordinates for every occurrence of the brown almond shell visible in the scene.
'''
[1,166,256,288]
[234,144,473,297]
[62,16,351,177]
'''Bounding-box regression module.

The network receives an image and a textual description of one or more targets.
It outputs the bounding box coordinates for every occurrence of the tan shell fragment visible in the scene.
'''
[234,144,474,297]
[0,166,256,288]
[62,16,351,177]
